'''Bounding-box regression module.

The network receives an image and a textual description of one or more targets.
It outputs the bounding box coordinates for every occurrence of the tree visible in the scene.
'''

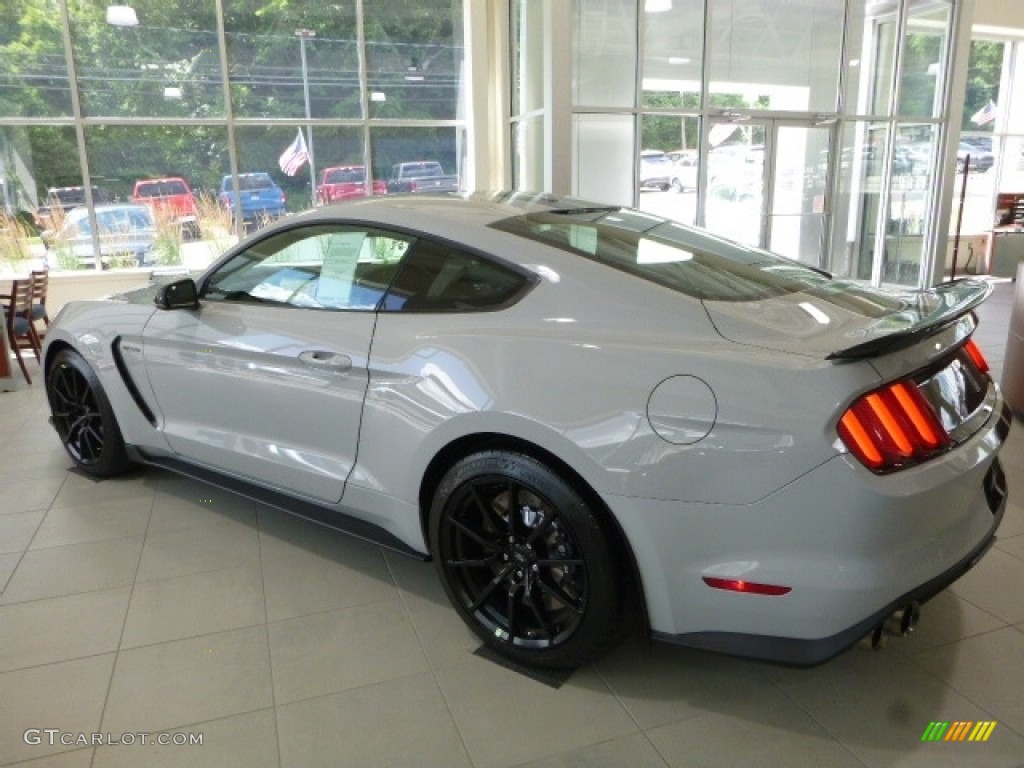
[962,40,1004,132]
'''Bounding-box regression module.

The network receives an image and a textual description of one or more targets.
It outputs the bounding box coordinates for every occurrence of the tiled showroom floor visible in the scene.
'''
[2,281,1024,768]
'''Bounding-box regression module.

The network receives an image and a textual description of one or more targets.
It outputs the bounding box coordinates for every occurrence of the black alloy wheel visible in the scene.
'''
[430,451,620,669]
[47,349,132,477]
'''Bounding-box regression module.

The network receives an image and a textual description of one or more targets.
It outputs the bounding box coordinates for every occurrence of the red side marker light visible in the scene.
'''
[702,577,792,596]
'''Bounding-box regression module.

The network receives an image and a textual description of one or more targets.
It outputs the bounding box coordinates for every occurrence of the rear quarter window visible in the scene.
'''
[381,238,535,312]
[490,210,828,302]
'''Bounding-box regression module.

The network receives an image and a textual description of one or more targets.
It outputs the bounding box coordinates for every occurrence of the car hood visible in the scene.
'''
[703,278,991,360]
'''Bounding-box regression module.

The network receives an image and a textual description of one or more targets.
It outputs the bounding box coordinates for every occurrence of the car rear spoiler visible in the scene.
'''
[827,279,992,361]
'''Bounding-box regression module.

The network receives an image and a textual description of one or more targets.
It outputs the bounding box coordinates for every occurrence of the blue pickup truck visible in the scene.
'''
[219,173,286,225]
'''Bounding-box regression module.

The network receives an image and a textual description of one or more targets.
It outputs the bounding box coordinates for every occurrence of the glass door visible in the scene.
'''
[702,119,831,265]
[768,124,832,267]
[703,120,766,247]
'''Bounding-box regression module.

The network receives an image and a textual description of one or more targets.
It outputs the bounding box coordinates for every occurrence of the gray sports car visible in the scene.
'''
[43,191,1009,669]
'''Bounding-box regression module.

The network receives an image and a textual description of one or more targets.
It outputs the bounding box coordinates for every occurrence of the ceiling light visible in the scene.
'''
[645,0,673,12]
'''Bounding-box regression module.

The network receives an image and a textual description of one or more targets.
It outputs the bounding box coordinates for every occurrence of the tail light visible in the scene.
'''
[838,338,992,473]
[838,378,951,472]
[964,338,989,373]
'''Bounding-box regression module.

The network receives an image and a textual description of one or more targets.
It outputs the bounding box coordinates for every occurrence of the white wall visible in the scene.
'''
[973,0,1024,28]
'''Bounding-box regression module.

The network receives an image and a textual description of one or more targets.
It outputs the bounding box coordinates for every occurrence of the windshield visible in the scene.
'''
[235,175,274,191]
[401,163,441,178]
[325,168,365,183]
[137,180,188,197]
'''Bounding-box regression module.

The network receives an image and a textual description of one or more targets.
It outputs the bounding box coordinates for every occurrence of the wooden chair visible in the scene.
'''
[29,268,50,336]
[2,278,41,384]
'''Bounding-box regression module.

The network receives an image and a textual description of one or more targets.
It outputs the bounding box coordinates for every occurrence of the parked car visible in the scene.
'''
[667,150,698,192]
[41,203,156,269]
[386,161,459,194]
[132,177,199,239]
[959,135,993,154]
[42,192,1009,670]
[316,165,387,205]
[640,149,673,191]
[956,142,995,173]
[219,172,286,224]
[35,185,112,227]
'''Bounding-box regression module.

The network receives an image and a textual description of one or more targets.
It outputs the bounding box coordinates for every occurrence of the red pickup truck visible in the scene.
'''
[132,177,200,239]
[315,165,387,205]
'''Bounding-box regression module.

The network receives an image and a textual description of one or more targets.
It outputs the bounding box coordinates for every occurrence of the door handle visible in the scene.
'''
[298,350,353,372]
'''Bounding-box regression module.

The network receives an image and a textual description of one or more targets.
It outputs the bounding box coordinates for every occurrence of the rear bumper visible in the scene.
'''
[608,400,1011,664]
[653,457,1006,665]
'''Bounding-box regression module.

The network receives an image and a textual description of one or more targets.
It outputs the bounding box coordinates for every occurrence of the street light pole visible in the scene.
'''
[295,28,317,206]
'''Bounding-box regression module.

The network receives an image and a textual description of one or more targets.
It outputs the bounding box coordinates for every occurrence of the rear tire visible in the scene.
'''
[46,349,133,477]
[429,450,621,669]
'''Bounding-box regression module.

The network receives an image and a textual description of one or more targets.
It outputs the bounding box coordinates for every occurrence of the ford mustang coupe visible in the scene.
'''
[43,192,1009,669]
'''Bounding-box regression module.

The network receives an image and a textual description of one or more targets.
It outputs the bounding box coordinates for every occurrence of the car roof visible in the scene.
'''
[292,191,564,227]
[135,176,189,185]
[64,203,153,222]
[262,191,764,271]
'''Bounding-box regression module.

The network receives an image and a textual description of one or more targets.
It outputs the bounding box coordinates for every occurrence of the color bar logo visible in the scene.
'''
[921,721,997,742]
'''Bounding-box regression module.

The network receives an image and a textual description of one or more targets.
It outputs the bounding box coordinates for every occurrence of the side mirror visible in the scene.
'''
[154,278,199,310]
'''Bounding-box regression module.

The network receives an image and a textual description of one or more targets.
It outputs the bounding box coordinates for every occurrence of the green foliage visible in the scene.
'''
[0,213,33,264]
[640,92,702,151]
[1,0,464,204]
[962,40,1004,132]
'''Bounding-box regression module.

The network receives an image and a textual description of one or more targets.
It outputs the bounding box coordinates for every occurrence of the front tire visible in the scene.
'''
[46,349,133,477]
[429,450,621,669]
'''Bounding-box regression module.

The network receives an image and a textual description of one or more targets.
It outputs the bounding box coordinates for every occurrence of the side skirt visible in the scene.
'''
[129,448,428,561]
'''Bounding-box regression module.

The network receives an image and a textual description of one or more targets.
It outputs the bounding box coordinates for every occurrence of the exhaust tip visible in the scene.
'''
[899,602,921,635]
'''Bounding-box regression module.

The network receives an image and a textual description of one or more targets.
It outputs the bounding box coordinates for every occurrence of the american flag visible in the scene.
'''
[970,100,997,127]
[278,129,309,176]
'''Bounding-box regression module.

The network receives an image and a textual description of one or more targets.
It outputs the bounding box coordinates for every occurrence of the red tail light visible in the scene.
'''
[964,339,989,373]
[838,378,950,472]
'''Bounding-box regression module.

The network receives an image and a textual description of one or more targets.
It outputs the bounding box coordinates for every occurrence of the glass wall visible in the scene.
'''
[569,0,962,286]
[0,0,466,273]
[511,0,547,191]
[952,37,1024,261]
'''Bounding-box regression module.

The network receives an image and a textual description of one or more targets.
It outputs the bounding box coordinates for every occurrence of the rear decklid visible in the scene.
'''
[703,278,992,363]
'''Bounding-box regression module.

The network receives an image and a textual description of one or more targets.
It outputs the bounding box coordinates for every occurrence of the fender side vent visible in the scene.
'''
[111,338,158,427]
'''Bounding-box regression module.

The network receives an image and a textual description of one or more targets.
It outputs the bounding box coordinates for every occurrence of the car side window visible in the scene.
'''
[203,225,412,310]
[380,238,533,312]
